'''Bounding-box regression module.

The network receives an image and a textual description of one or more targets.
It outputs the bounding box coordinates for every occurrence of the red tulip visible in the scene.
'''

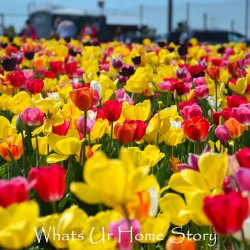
[227,94,247,108]
[52,120,70,136]
[0,177,30,208]
[236,148,250,168]
[124,120,148,141]
[181,116,210,141]
[174,81,191,96]
[21,107,45,126]
[103,100,122,122]
[178,99,196,110]
[7,71,25,88]
[70,87,94,112]
[49,61,63,73]
[26,78,44,94]
[114,123,136,144]
[29,164,66,202]
[203,192,248,235]
[65,61,77,75]
[43,71,56,79]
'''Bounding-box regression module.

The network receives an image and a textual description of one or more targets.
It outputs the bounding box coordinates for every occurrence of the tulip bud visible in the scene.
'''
[215,125,230,144]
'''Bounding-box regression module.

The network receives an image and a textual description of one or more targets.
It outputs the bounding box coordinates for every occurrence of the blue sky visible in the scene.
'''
[1,0,248,36]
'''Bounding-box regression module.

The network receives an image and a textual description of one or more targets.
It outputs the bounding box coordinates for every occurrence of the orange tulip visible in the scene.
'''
[166,235,196,250]
[69,87,94,112]
[206,66,220,81]
[224,117,245,139]
[0,134,23,161]
[114,123,136,144]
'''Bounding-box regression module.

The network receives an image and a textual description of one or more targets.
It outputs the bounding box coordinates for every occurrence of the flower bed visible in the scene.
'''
[0,36,250,250]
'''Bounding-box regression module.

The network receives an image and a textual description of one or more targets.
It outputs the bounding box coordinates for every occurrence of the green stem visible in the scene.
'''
[217,234,225,250]
[21,131,27,177]
[35,135,39,167]
[241,229,248,250]
[51,201,57,214]
[109,122,114,157]
[215,80,218,112]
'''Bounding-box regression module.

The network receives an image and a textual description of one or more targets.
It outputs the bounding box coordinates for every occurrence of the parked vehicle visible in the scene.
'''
[156,30,248,45]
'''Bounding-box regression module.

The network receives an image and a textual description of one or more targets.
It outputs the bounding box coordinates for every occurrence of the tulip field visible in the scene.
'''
[1,35,250,250]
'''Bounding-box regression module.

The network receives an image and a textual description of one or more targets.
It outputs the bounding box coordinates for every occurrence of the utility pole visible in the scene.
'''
[139,4,143,29]
[168,0,173,33]
[246,0,249,38]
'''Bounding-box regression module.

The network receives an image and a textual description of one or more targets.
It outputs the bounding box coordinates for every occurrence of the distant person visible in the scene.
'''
[80,20,97,39]
[22,19,37,39]
[114,26,125,42]
[56,19,77,39]
[50,17,62,39]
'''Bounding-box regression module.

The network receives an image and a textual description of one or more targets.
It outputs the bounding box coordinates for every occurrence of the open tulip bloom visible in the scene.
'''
[1,34,250,250]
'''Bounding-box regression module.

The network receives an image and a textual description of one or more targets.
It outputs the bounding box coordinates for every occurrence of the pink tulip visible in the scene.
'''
[215,125,230,144]
[232,104,250,125]
[115,89,134,105]
[21,107,45,126]
[77,115,95,137]
[0,177,30,208]
[193,76,206,87]
[194,85,209,99]
[109,218,141,250]
[180,104,202,120]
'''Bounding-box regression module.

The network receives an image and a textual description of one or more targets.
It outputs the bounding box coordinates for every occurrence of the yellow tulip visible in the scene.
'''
[38,205,89,249]
[229,77,247,95]
[125,64,153,93]
[8,91,33,114]
[163,127,185,146]
[167,152,227,195]
[139,212,170,243]
[90,118,109,140]
[128,145,165,168]
[47,129,84,163]
[70,148,148,207]
[160,193,190,226]
[31,136,50,155]
[122,100,151,121]
[0,201,39,249]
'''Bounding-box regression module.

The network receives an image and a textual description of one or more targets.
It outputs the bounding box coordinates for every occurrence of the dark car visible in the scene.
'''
[156,30,248,45]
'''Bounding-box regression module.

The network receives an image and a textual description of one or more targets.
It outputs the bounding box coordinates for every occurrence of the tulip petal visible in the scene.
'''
[70,183,102,204]
[198,153,228,190]
[47,153,69,163]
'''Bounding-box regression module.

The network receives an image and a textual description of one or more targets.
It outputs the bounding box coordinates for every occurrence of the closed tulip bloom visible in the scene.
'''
[26,78,44,94]
[194,84,209,99]
[103,100,122,122]
[227,94,247,108]
[235,168,250,192]
[203,192,248,235]
[109,218,141,250]
[21,107,44,126]
[7,71,25,88]
[29,164,66,202]
[70,87,94,112]
[180,104,202,120]
[166,235,196,250]
[181,116,210,141]
[224,117,245,139]
[0,177,30,208]
[206,66,220,80]
[236,148,250,168]
[215,125,230,144]
[114,123,136,144]
[49,61,63,73]
[65,61,77,75]
[193,76,206,86]
[232,104,250,125]
[124,120,148,141]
